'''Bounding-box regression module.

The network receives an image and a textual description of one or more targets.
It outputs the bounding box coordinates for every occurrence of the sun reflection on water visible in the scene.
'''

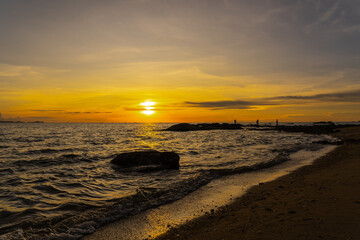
[136,123,162,149]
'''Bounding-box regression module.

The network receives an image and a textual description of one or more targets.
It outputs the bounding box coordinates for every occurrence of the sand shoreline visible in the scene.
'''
[83,145,335,240]
[155,126,360,240]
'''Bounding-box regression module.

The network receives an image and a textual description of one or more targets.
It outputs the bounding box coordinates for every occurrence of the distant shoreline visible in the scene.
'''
[164,122,360,135]
[0,121,44,123]
[163,123,242,131]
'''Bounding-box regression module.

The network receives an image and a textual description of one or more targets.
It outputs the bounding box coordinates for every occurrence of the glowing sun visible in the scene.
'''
[140,101,156,115]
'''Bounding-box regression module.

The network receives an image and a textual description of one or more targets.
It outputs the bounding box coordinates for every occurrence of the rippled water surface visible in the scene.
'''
[0,123,336,239]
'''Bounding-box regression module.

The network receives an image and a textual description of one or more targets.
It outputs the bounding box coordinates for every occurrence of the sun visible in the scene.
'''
[142,110,155,115]
[140,101,155,107]
[140,100,156,115]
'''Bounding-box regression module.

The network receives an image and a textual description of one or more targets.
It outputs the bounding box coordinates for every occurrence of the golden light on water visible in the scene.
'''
[141,101,156,115]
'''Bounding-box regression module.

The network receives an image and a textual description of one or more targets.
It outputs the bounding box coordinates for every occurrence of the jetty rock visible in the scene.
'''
[165,123,197,131]
[111,150,180,170]
[164,123,242,131]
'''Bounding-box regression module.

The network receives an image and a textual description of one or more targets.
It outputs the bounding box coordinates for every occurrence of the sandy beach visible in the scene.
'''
[155,126,360,240]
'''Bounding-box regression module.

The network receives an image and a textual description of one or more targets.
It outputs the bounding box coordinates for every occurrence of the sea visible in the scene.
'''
[0,122,341,240]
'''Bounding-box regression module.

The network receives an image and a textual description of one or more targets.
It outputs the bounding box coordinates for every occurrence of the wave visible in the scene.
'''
[13,137,44,143]
[0,168,15,175]
[0,149,297,240]
[10,154,94,168]
[24,148,76,155]
[32,184,68,194]
[0,124,337,240]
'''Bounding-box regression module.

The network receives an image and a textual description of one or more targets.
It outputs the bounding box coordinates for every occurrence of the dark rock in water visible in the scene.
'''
[166,123,197,131]
[164,123,242,131]
[250,125,350,135]
[111,150,180,171]
[313,140,342,145]
[274,125,336,134]
[313,121,335,126]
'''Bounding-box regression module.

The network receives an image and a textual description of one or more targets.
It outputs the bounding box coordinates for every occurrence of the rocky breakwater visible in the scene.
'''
[111,150,180,172]
[164,123,242,131]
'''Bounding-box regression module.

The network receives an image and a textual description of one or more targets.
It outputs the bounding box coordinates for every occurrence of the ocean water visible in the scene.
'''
[0,123,338,240]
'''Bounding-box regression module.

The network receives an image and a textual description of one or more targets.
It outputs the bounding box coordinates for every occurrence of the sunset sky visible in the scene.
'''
[1,0,359,123]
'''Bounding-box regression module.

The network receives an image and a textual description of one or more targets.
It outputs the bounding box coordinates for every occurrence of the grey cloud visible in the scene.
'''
[31,109,64,112]
[185,100,271,110]
[64,111,112,114]
[124,107,145,111]
[185,89,360,110]
[270,89,360,102]
[304,2,340,34]
[0,0,359,97]
[30,110,112,114]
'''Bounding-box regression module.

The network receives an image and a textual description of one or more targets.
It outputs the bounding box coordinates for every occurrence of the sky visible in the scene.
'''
[0,0,359,123]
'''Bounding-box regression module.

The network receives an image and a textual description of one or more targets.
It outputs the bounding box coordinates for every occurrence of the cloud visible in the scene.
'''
[0,64,43,79]
[304,2,340,34]
[124,107,147,111]
[269,89,360,102]
[343,24,360,34]
[31,109,64,112]
[185,100,274,110]
[64,111,112,114]
[0,64,72,91]
[30,110,112,114]
[0,112,2,119]
[1,116,56,122]
[185,89,360,110]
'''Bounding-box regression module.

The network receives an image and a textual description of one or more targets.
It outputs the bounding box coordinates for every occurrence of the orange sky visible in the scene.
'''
[1,1,359,123]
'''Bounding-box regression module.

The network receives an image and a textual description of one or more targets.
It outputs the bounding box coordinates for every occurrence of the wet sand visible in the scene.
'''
[156,126,360,240]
